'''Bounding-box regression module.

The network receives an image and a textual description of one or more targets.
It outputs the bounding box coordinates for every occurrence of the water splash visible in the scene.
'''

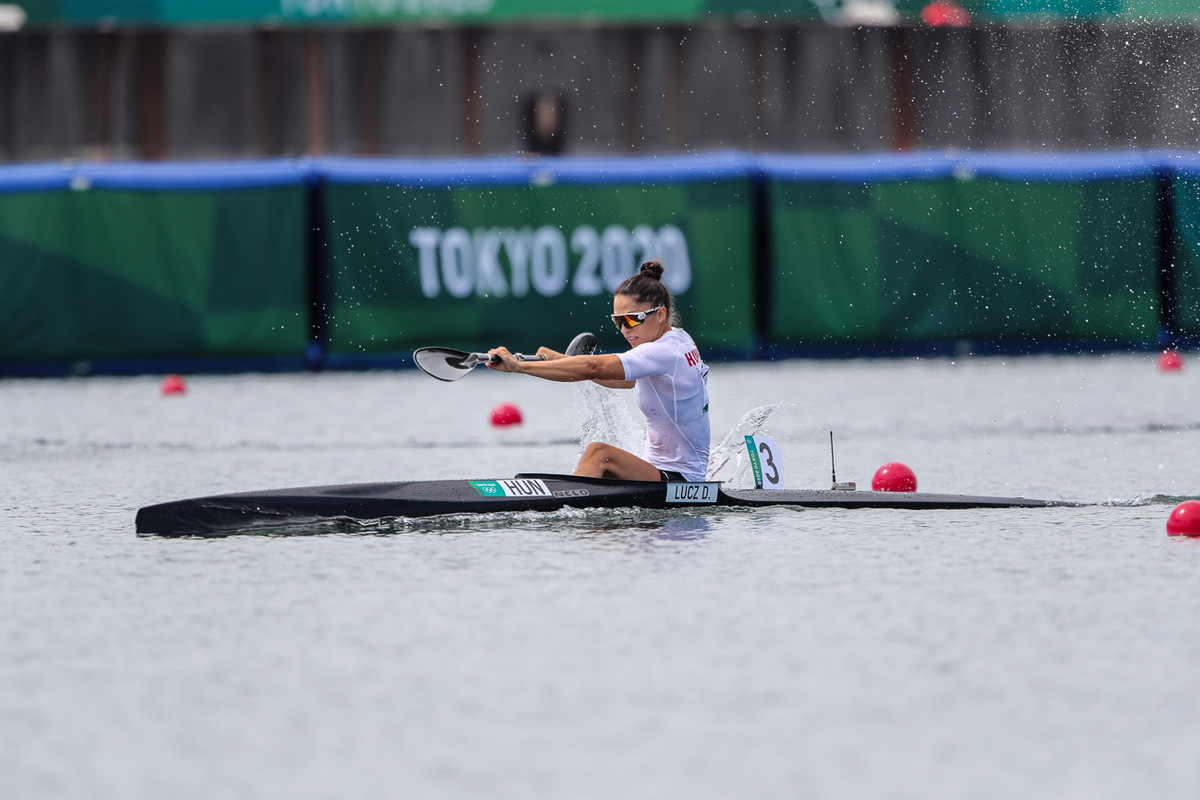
[571,385,783,487]
[573,382,646,456]
[707,403,781,484]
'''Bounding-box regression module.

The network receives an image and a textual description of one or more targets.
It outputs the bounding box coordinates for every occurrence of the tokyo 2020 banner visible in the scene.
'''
[317,155,758,361]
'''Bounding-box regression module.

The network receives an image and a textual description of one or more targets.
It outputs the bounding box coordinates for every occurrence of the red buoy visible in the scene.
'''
[160,374,187,396]
[872,462,917,493]
[921,0,970,26]
[1158,350,1184,372]
[490,402,523,427]
[1167,500,1200,537]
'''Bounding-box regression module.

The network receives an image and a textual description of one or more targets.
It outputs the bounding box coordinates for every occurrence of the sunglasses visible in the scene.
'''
[610,306,664,330]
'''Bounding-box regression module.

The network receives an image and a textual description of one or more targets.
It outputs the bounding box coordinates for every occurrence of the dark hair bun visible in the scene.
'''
[638,260,664,281]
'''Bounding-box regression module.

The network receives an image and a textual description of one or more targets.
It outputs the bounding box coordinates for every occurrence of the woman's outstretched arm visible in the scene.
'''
[487,347,633,387]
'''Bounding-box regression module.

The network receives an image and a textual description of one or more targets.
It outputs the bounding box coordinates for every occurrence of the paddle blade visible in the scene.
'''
[565,332,598,356]
[413,348,491,382]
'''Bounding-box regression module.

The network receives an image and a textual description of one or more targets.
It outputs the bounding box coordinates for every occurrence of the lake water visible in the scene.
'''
[3,353,1200,799]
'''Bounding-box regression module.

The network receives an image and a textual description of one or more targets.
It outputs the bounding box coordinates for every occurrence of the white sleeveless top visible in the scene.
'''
[616,328,711,481]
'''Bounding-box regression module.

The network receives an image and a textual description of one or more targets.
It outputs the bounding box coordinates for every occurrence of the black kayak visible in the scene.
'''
[135,473,1068,536]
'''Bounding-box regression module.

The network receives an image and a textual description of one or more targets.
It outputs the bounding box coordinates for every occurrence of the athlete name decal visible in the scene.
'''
[665,482,720,504]
[470,479,553,498]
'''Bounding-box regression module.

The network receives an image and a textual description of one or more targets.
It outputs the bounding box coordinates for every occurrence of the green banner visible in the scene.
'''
[17,0,901,25]
[1171,176,1200,337]
[18,0,1198,25]
[766,177,1160,347]
[323,179,755,359]
[0,185,308,362]
[977,0,1199,20]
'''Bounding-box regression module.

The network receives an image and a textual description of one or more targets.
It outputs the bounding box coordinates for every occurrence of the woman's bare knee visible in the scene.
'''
[576,442,617,477]
[574,442,660,481]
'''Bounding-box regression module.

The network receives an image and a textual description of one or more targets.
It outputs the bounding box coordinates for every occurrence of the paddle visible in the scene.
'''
[564,332,598,356]
[412,348,542,381]
[414,332,597,382]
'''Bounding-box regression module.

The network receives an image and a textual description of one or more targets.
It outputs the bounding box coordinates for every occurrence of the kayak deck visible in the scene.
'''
[720,488,1060,510]
[135,473,1067,537]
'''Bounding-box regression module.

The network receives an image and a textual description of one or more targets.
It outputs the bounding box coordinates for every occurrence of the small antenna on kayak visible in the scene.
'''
[830,431,837,487]
[830,431,856,491]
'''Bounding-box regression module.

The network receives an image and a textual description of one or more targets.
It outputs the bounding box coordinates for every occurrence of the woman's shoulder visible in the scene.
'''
[625,329,697,359]
[663,327,699,349]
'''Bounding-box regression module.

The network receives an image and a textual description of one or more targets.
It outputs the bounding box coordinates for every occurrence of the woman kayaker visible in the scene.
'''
[487,260,710,482]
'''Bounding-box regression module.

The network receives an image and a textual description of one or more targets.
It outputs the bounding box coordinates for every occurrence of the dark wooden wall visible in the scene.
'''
[2,23,1198,161]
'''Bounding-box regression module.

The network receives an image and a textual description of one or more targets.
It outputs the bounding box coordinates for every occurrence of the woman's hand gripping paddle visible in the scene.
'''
[412,348,543,382]
[413,333,596,382]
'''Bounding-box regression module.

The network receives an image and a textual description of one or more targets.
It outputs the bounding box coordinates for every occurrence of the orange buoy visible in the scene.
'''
[160,374,187,396]
[490,402,523,427]
[1167,500,1200,537]
[872,462,917,493]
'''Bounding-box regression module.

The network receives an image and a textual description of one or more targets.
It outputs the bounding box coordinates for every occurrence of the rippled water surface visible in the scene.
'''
[3,354,1200,799]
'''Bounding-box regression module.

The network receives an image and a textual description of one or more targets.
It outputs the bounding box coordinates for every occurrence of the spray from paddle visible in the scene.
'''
[706,403,781,484]
[565,333,647,455]
[573,382,647,456]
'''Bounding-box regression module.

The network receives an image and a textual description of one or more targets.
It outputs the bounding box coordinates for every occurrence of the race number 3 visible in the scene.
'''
[744,435,785,490]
